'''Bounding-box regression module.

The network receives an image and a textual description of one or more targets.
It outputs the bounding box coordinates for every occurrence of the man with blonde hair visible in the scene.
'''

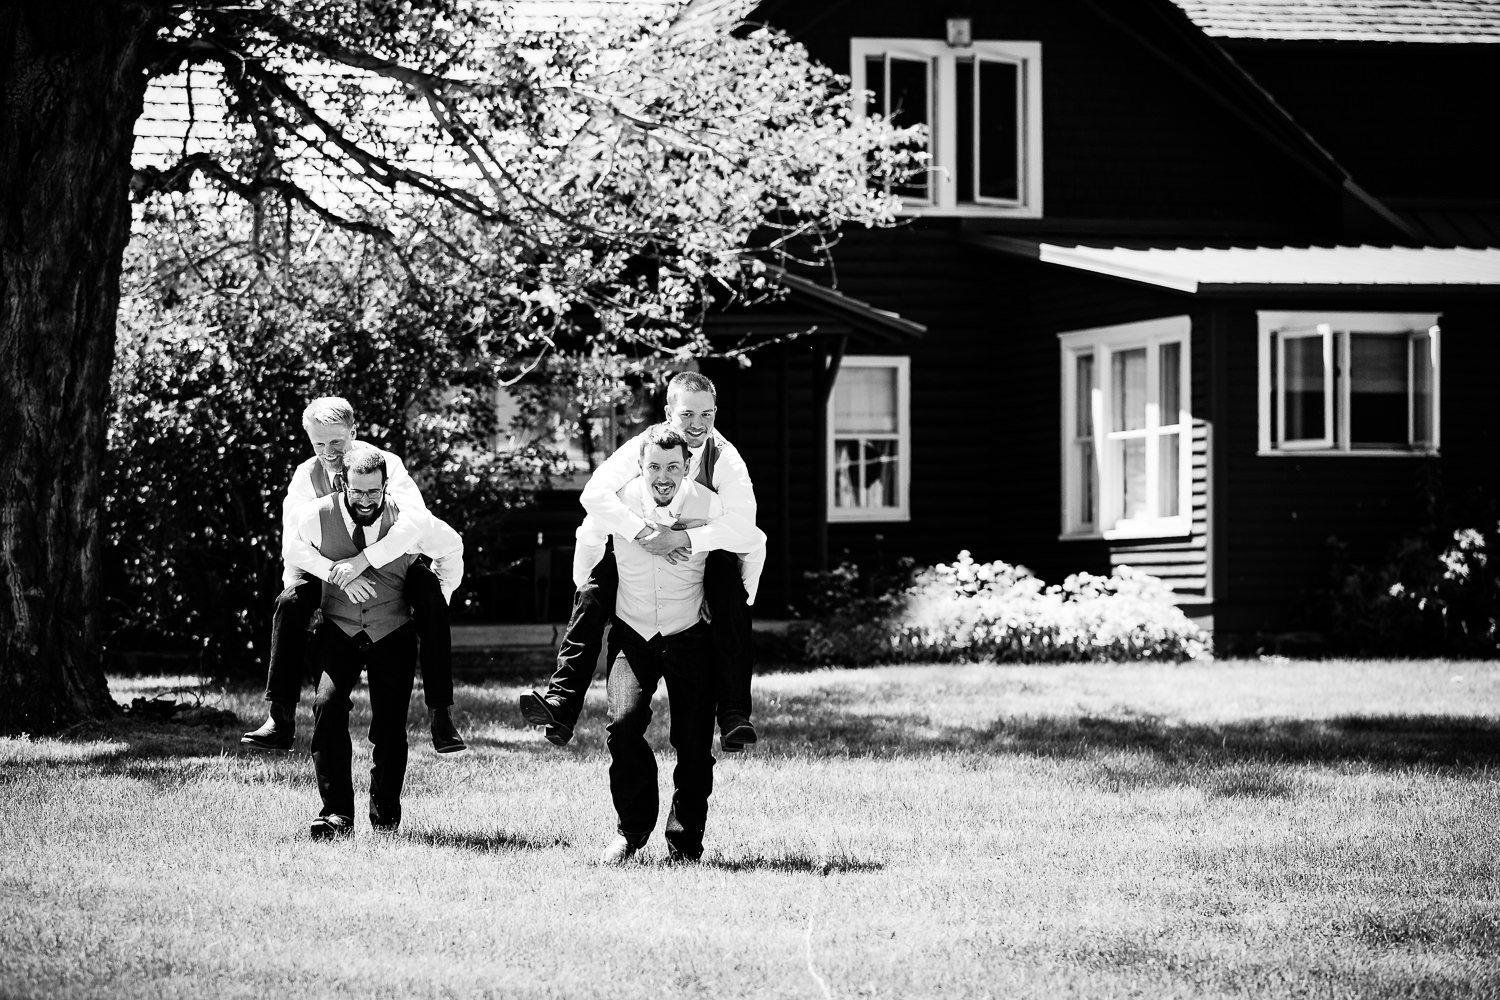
[242,396,467,755]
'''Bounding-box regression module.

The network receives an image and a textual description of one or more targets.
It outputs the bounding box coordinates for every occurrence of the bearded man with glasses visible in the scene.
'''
[242,396,467,755]
[288,445,463,838]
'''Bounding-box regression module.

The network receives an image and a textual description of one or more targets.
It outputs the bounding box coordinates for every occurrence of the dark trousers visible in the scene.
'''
[310,621,418,827]
[264,559,451,709]
[605,620,715,856]
[545,547,752,732]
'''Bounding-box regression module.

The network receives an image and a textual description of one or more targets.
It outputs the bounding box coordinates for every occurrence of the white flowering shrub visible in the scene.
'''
[891,552,1210,663]
[799,551,1211,666]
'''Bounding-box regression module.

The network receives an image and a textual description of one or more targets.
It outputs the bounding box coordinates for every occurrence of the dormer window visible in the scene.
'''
[852,38,1043,217]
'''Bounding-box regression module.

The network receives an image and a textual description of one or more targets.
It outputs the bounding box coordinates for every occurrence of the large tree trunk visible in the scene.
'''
[1,2,157,733]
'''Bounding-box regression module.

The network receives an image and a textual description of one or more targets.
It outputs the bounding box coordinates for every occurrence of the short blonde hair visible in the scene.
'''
[301,396,356,431]
[666,372,716,405]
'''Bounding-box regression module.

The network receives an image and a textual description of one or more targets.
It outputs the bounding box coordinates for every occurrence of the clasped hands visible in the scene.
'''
[634,517,708,564]
[329,552,375,602]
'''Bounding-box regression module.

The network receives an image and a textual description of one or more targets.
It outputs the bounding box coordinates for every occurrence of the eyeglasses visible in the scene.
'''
[345,487,386,502]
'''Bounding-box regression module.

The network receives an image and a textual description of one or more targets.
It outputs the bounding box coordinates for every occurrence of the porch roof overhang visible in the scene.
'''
[770,270,927,341]
[968,235,1500,296]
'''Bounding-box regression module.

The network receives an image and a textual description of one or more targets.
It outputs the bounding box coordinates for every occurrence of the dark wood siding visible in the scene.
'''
[760,0,1343,239]
[1211,298,1500,637]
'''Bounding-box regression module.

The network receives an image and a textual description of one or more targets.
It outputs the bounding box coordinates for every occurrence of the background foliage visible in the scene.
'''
[103,1,922,674]
[105,204,556,673]
[1328,474,1500,657]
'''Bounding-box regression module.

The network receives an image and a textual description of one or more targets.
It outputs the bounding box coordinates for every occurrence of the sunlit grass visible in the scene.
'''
[2,659,1497,999]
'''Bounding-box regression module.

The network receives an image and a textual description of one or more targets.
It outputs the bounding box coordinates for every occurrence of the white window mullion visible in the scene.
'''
[1097,344,1116,529]
[1144,340,1160,518]
[1335,327,1349,452]
[933,51,957,210]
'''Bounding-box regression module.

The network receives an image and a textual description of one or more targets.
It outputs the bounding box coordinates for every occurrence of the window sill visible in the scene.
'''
[829,509,912,524]
[897,203,1043,220]
[1059,526,1193,542]
[1256,449,1439,458]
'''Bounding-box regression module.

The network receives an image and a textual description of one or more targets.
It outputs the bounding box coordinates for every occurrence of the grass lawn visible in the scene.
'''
[2,658,1498,999]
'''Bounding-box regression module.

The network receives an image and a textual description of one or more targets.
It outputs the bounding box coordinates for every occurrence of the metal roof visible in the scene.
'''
[1170,0,1500,43]
[970,236,1500,294]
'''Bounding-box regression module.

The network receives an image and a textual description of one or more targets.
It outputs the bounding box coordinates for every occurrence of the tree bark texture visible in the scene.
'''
[1,1,156,732]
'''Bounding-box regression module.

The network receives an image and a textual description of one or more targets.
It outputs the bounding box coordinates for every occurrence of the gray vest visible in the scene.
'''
[309,461,343,498]
[694,436,719,494]
[316,497,413,643]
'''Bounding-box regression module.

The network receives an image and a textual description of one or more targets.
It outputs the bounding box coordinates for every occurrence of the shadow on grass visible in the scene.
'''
[28,677,1498,788]
[402,827,566,853]
[763,710,1500,772]
[705,854,885,875]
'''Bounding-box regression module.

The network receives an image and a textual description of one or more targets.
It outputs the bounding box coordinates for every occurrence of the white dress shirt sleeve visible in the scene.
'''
[282,459,333,585]
[683,433,760,555]
[290,502,325,567]
[580,432,651,540]
[420,516,465,604]
[573,513,610,589]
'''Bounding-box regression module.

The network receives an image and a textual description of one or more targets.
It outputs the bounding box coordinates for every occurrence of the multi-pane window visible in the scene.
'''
[852,38,1042,216]
[1060,317,1192,538]
[1257,312,1440,454]
[828,356,911,522]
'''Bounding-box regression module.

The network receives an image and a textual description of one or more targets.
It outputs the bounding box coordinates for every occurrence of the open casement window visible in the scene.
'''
[1060,317,1192,539]
[1257,312,1441,455]
[863,51,935,203]
[828,356,911,522]
[852,38,1042,217]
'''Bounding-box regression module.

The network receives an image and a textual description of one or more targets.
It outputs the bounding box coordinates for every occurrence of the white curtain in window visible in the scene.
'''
[835,367,897,433]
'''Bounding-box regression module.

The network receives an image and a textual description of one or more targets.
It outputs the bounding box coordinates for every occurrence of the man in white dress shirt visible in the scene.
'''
[519,372,764,753]
[289,445,463,838]
[594,424,766,864]
[242,396,467,755]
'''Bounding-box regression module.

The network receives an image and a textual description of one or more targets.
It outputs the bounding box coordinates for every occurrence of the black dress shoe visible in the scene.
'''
[666,841,702,863]
[370,802,401,833]
[430,707,467,755]
[720,722,758,754]
[309,815,354,840]
[518,691,573,746]
[242,703,295,751]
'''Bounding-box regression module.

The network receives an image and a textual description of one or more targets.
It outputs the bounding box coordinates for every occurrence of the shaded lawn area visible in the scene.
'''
[2,659,1498,999]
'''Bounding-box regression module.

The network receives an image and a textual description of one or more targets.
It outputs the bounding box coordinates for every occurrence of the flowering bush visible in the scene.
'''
[1330,523,1500,657]
[799,551,1211,666]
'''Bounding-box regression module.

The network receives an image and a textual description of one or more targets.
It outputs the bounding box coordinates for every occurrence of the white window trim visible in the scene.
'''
[827,355,912,523]
[1059,316,1192,540]
[1256,311,1441,457]
[851,37,1043,218]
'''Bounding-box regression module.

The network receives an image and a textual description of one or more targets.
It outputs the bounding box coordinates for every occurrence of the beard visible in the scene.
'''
[350,500,386,526]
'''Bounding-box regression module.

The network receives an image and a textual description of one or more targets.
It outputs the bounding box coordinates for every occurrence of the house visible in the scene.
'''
[642,0,1500,648]
[131,0,1500,647]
